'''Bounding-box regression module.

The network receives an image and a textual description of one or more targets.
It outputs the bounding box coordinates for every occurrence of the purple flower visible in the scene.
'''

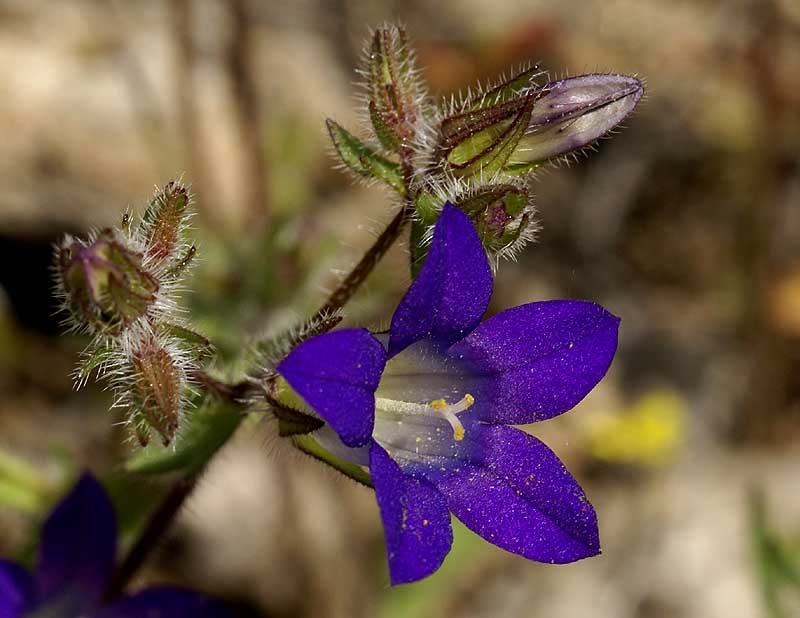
[0,473,229,618]
[277,203,620,584]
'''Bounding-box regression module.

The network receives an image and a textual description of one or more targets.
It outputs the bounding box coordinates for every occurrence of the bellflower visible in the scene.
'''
[277,204,620,584]
[0,473,229,618]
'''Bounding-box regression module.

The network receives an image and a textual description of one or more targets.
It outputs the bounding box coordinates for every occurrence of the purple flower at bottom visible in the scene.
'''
[0,473,229,618]
[277,203,620,584]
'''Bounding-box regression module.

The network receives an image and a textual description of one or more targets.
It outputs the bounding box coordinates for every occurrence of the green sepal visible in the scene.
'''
[126,401,242,475]
[409,191,442,278]
[369,100,402,152]
[270,401,324,437]
[160,322,213,358]
[502,161,545,176]
[326,119,405,194]
[292,434,373,488]
[440,95,534,179]
[266,375,326,437]
[409,218,428,279]
[460,104,533,178]
[465,65,541,112]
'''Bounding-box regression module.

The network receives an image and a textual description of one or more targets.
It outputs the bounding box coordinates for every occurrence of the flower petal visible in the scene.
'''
[93,587,231,618]
[370,442,453,584]
[34,472,116,609]
[448,300,619,423]
[389,203,492,356]
[431,425,599,563]
[0,560,33,618]
[277,329,386,447]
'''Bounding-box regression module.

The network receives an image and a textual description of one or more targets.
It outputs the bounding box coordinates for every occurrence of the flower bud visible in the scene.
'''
[140,180,190,269]
[456,184,536,255]
[365,24,424,152]
[506,74,644,170]
[128,336,184,446]
[436,71,643,178]
[410,181,538,272]
[56,231,158,334]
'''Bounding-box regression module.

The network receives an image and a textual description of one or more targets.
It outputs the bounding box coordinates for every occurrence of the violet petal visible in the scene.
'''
[431,425,599,563]
[0,559,33,618]
[34,472,116,610]
[277,329,386,447]
[448,300,619,424]
[370,442,453,584]
[389,204,492,356]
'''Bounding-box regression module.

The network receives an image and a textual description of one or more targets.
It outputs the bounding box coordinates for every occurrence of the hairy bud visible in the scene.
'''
[507,74,644,171]
[127,335,185,446]
[55,181,209,449]
[56,231,158,335]
[436,70,643,178]
[411,179,538,272]
[140,180,190,269]
[365,24,425,152]
[456,184,536,255]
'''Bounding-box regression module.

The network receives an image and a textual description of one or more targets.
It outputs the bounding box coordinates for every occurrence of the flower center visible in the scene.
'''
[375,393,474,442]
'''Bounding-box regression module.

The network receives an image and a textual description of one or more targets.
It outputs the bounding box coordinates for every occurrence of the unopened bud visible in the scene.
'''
[506,74,644,170]
[365,25,424,152]
[140,180,191,270]
[456,185,535,255]
[129,336,183,446]
[436,71,642,178]
[57,231,158,334]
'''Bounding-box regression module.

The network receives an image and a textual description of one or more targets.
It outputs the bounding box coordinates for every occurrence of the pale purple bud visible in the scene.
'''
[507,74,643,168]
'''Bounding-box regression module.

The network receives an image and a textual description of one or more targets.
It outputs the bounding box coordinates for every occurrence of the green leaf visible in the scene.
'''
[0,449,51,514]
[326,119,405,194]
[0,478,45,513]
[126,401,242,475]
[292,434,372,487]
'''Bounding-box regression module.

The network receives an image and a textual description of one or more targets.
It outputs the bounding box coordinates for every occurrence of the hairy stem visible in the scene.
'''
[304,153,417,332]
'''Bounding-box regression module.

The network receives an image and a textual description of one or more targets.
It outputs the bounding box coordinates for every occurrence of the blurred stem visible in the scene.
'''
[225,0,270,229]
[104,374,249,601]
[103,474,199,603]
[171,0,214,225]
[737,0,795,442]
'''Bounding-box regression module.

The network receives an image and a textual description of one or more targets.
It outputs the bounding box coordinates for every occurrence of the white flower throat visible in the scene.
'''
[374,393,474,442]
[369,339,480,463]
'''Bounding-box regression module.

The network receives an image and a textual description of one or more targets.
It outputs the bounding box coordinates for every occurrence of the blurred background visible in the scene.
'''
[0,1,799,617]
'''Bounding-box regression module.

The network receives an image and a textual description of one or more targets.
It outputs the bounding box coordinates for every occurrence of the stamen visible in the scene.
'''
[376,393,474,442]
[430,394,473,441]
